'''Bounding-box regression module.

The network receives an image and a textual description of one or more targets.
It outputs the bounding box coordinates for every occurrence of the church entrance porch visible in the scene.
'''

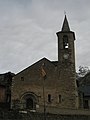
[20,92,38,110]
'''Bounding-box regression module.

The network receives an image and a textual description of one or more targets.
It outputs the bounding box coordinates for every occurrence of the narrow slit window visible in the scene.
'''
[21,77,24,81]
[59,95,62,103]
[48,94,51,103]
[63,35,69,49]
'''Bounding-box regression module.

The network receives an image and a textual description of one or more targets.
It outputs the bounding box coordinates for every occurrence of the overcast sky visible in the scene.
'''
[0,0,90,74]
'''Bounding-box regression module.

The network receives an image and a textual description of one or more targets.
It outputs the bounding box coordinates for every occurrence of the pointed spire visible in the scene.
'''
[61,15,70,31]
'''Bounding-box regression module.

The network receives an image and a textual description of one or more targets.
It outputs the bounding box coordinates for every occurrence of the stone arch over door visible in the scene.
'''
[20,92,38,110]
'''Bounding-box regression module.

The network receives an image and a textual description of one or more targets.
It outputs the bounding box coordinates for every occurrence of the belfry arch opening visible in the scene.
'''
[63,35,69,49]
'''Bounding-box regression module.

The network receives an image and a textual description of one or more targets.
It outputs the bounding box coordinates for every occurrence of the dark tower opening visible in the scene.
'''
[63,35,69,49]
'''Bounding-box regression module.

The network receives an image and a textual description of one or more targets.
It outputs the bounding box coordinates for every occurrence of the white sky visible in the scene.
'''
[0,0,90,74]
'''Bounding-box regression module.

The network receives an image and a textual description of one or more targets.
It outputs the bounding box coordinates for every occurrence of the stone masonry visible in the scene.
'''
[11,15,79,112]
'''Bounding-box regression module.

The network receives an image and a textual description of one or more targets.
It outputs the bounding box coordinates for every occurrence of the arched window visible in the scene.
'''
[63,35,69,49]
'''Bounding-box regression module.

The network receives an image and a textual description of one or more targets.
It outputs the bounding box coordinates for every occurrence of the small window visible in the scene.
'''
[21,77,24,81]
[59,95,62,103]
[63,35,69,49]
[84,100,89,109]
[48,94,51,103]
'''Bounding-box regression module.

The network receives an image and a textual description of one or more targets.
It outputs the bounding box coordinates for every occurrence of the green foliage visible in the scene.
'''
[78,66,90,77]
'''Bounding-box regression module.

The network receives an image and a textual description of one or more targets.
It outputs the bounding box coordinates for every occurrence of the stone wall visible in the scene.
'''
[0,110,90,120]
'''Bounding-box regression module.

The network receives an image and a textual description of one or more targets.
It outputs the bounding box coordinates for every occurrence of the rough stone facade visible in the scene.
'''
[0,72,14,109]
[11,15,79,112]
[0,110,90,120]
[0,86,5,103]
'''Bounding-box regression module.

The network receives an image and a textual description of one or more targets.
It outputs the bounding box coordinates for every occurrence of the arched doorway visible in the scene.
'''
[26,98,33,109]
[21,92,38,110]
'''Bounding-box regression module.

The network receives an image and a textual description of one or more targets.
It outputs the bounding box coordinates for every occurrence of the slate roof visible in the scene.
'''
[62,15,70,32]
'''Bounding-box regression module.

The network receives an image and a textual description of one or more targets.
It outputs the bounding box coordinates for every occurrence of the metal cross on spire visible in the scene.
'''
[64,10,66,15]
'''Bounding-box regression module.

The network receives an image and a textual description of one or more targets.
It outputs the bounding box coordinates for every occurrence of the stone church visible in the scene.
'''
[11,15,79,112]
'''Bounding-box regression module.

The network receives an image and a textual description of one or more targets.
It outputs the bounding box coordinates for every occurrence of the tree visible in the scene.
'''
[77,66,90,77]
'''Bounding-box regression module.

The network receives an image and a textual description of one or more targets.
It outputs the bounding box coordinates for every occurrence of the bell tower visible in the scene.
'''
[57,15,75,65]
[56,15,78,109]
